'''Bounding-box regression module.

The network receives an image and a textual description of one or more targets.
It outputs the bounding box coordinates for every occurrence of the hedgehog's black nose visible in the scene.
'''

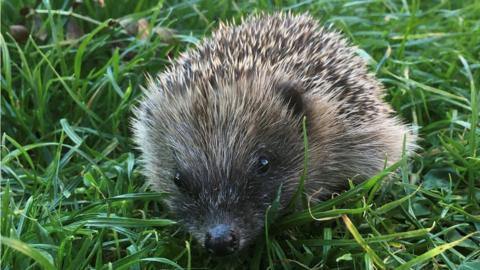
[204,224,239,256]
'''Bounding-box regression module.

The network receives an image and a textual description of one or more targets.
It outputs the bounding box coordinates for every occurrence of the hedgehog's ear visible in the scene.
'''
[278,81,305,118]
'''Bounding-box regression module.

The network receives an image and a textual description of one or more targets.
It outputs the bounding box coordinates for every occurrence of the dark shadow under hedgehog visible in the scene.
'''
[131,13,416,256]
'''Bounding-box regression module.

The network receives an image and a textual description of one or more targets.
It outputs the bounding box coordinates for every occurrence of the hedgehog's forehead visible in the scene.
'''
[165,90,265,154]
[158,83,288,162]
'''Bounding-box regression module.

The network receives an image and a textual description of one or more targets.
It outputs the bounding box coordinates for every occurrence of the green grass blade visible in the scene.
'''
[342,215,386,269]
[0,237,57,270]
[459,55,478,205]
[74,216,176,228]
[395,233,479,270]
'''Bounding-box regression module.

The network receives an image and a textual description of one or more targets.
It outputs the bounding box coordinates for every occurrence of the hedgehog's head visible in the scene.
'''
[132,73,308,255]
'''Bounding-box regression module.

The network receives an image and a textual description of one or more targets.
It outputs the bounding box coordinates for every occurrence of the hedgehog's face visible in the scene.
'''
[134,77,306,255]
[168,142,300,256]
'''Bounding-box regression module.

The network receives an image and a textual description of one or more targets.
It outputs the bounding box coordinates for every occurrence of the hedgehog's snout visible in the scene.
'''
[204,224,239,256]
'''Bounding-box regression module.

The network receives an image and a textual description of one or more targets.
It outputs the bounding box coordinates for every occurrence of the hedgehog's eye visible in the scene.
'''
[256,156,270,175]
[173,171,186,190]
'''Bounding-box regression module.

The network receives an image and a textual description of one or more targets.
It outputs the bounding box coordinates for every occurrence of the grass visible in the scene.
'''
[1,0,479,269]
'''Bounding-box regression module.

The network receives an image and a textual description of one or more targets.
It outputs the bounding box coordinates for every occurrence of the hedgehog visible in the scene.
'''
[131,13,416,256]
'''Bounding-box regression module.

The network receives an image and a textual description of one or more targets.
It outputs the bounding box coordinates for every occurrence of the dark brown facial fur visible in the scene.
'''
[131,13,416,255]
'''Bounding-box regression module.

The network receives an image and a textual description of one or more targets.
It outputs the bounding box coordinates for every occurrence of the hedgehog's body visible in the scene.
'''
[132,13,416,255]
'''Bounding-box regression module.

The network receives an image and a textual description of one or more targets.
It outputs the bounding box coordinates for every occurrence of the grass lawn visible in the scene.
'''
[1,0,479,269]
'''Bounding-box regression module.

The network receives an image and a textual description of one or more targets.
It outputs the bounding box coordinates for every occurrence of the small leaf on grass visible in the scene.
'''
[10,25,29,42]
[394,232,479,270]
[336,253,352,262]
[137,18,150,40]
